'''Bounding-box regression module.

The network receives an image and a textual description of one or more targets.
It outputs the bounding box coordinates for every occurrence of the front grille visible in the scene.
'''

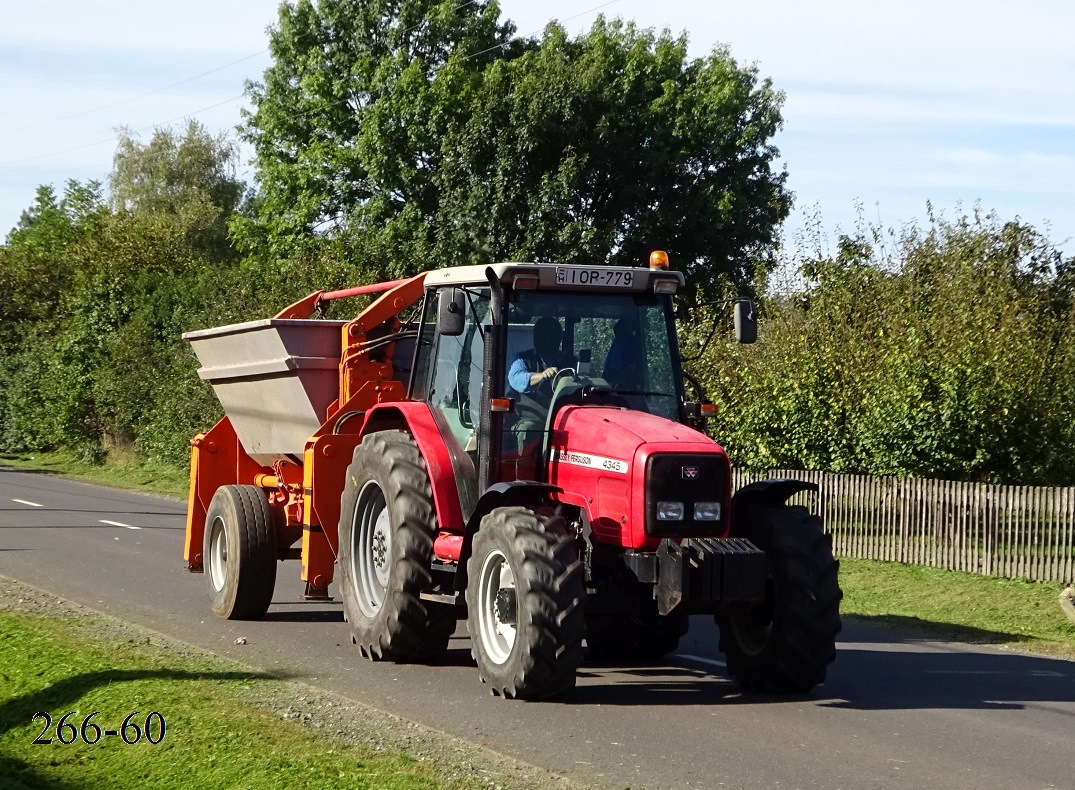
[644,453,728,537]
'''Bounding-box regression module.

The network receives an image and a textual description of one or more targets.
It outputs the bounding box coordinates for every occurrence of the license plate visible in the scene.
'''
[555,267,635,288]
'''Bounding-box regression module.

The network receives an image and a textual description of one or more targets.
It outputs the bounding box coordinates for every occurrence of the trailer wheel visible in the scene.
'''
[338,430,456,661]
[203,485,277,620]
[586,610,689,660]
[718,504,842,693]
[466,506,585,699]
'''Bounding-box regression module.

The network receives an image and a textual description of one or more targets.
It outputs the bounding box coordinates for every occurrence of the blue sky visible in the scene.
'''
[2,0,1072,258]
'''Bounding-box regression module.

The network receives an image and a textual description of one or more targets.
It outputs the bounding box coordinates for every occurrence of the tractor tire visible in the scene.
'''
[203,485,277,620]
[466,506,585,699]
[718,504,842,693]
[586,610,689,660]
[337,430,456,661]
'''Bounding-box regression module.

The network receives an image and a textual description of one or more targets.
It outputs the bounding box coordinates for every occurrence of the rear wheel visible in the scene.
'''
[338,431,456,661]
[203,485,277,620]
[466,506,585,699]
[718,504,842,693]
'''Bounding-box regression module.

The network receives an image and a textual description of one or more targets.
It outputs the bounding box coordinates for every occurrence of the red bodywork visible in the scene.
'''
[547,406,732,551]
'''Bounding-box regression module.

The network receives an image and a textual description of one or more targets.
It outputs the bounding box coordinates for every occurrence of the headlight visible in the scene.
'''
[656,501,685,521]
[694,501,722,521]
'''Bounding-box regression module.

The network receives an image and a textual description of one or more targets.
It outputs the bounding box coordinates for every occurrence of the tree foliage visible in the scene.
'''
[111,121,247,262]
[0,125,256,464]
[239,0,790,298]
[689,210,1075,484]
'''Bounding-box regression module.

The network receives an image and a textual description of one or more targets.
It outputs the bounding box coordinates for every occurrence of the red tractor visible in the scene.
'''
[183,253,841,699]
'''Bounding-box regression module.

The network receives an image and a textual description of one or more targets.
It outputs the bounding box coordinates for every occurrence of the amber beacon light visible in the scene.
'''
[649,250,669,270]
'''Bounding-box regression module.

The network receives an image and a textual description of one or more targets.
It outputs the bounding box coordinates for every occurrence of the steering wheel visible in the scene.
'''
[550,367,576,390]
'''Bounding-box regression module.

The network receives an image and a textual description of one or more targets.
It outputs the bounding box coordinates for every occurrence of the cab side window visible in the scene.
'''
[423,288,488,451]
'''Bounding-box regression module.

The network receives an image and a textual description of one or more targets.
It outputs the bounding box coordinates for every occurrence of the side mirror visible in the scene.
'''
[578,348,592,375]
[437,288,467,337]
[734,299,757,344]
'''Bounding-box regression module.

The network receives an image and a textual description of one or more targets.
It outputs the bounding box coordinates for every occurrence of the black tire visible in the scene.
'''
[466,506,585,699]
[337,430,456,661]
[718,504,842,693]
[586,610,689,660]
[203,485,277,620]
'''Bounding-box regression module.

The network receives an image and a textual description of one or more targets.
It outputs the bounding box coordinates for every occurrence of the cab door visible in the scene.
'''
[411,287,489,516]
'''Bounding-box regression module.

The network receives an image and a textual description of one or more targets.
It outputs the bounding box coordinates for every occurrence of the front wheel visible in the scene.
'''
[718,504,842,693]
[466,506,585,699]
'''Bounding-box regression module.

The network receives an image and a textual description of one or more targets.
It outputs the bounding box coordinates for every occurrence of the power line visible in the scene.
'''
[0,50,268,136]
[2,1,624,173]
[3,95,247,169]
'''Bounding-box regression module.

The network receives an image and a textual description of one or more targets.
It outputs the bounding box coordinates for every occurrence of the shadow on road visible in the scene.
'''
[548,617,1075,710]
[816,618,1075,712]
[262,608,344,623]
[843,613,1053,648]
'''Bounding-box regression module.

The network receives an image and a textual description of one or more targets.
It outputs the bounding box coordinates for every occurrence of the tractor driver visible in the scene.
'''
[506,316,572,453]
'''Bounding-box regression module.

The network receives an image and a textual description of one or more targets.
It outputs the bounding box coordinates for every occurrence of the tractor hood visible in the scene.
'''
[552,405,713,448]
[548,405,730,550]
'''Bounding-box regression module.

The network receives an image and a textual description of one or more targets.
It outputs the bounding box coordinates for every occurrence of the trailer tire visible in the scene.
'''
[466,506,585,699]
[718,505,842,693]
[585,610,689,660]
[338,431,456,661]
[203,485,277,620]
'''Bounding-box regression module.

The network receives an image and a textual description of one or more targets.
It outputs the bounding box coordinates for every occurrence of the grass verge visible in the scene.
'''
[0,450,189,499]
[0,579,564,790]
[0,616,451,789]
[840,557,1075,657]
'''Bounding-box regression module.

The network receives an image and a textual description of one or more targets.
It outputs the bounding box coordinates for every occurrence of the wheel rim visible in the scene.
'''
[208,516,228,592]
[477,549,516,664]
[352,480,391,618]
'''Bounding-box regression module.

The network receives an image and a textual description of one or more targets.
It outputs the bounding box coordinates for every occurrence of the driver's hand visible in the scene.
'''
[541,366,559,380]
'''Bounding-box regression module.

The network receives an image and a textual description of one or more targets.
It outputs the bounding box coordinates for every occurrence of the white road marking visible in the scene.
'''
[12,498,43,507]
[100,520,141,530]
[926,669,1068,678]
[676,653,727,668]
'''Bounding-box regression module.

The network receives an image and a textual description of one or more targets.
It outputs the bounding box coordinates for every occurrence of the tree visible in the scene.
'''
[690,210,1075,485]
[111,120,247,261]
[237,0,516,261]
[240,1,790,298]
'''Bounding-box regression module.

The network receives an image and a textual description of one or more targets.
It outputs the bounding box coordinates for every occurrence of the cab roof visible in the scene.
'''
[422,262,684,293]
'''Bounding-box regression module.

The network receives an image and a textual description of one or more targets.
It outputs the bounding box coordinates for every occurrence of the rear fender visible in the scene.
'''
[730,478,818,531]
[357,402,469,534]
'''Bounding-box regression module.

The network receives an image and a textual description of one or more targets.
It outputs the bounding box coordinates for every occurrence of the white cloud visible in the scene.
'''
[783,89,1075,129]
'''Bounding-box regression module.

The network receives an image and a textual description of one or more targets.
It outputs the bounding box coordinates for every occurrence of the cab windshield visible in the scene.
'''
[503,290,682,421]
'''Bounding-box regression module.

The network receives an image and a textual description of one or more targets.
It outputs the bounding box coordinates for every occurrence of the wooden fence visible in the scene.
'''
[731,469,1075,585]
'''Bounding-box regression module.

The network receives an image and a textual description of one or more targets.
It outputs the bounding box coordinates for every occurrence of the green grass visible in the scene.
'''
[839,557,1075,657]
[0,610,456,790]
[0,450,189,499]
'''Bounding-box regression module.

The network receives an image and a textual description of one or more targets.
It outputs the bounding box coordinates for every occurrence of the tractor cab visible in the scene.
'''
[414,260,689,493]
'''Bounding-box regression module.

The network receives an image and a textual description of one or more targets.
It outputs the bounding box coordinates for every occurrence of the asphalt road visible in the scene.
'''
[1,466,1073,789]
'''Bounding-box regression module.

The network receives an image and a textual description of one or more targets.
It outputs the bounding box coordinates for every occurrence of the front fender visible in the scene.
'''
[456,481,562,591]
[730,478,818,526]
